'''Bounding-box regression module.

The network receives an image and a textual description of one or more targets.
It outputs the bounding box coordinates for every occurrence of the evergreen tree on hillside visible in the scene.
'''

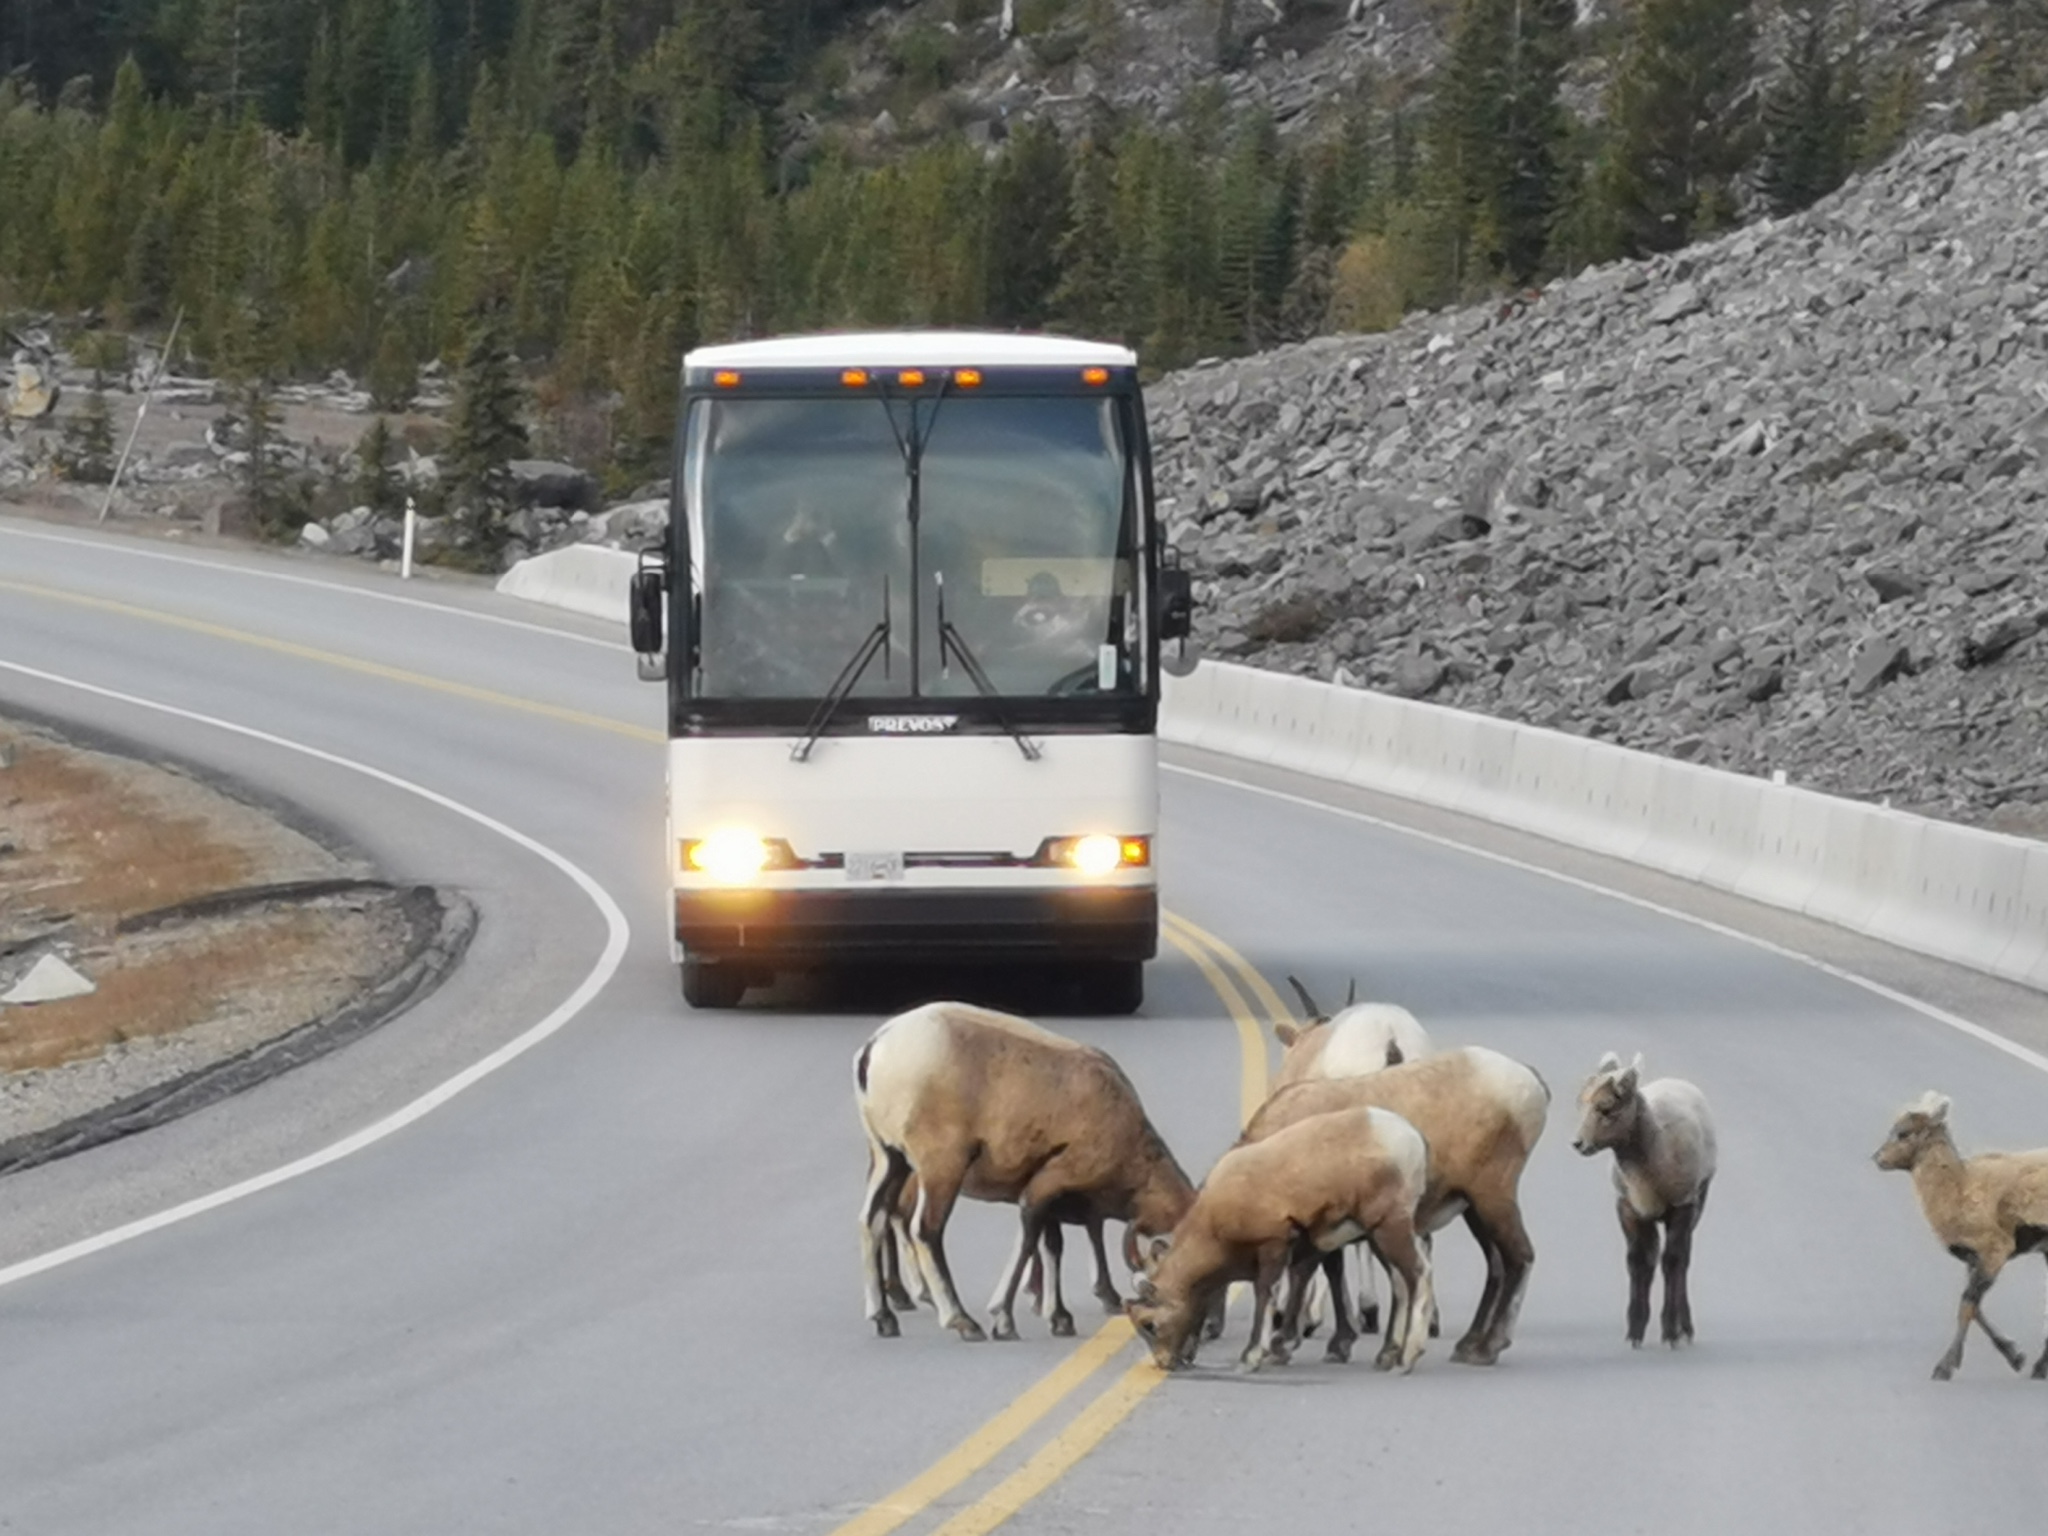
[984,120,1071,330]
[446,306,530,564]
[1595,0,1758,257]
[1428,0,1576,287]
[1759,1,1862,217]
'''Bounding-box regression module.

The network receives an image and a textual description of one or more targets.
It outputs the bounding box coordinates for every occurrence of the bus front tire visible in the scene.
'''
[1087,961,1144,1016]
[681,957,747,1010]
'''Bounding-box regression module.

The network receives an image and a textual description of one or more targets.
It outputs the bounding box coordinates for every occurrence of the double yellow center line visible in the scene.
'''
[1,575,1300,1534]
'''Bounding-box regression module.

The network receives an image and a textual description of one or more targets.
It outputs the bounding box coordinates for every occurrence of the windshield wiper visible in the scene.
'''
[791,578,891,763]
[935,572,1041,762]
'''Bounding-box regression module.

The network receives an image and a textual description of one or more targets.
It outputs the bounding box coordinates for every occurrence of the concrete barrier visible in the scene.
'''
[495,544,638,622]
[1163,659,2046,995]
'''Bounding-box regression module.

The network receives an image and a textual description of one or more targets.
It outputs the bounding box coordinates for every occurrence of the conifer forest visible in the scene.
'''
[2,0,2044,492]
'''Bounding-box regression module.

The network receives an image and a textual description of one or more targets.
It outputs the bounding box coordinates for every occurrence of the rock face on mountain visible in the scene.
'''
[1153,99,2048,833]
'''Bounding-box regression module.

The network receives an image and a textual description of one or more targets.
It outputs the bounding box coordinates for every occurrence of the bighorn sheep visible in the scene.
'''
[1238,1046,1549,1365]
[1272,978,1432,1091]
[1126,1106,1435,1373]
[855,1001,1196,1341]
[1572,1052,1717,1348]
[1873,1091,2048,1381]
[1273,976,1435,1336]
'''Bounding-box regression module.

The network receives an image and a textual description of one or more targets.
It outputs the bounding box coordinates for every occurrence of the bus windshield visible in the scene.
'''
[683,393,1135,702]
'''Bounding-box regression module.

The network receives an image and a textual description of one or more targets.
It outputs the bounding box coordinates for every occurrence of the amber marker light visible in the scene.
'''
[841,368,870,387]
[713,370,741,388]
[898,369,927,387]
[1120,837,1151,867]
[1082,366,1110,386]
[953,368,983,388]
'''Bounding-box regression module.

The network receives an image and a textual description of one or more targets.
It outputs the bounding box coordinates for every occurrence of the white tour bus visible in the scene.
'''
[628,331,1192,1012]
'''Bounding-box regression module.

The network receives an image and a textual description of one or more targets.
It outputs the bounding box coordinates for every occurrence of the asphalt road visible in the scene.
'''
[2,514,2045,1535]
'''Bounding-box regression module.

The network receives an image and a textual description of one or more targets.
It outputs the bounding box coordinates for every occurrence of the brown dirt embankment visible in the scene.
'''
[0,711,473,1173]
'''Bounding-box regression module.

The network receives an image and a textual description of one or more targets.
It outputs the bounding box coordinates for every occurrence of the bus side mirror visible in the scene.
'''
[1158,566,1193,641]
[630,562,667,680]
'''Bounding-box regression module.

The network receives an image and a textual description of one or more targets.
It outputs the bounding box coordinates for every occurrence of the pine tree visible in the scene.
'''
[445,304,530,565]
[1595,0,1758,257]
[984,120,1071,329]
[353,415,404,515]
[1759,1,1861,218]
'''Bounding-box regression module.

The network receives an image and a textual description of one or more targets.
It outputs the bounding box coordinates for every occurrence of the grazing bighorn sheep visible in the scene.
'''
[1238,1046,1549,1366]
[1573,1052,1717,1348]
[1873,1091,2048,1381]
[1126,1106,1435,1373]
[855,1001,1196,1341]
[1273,976,1435,1337]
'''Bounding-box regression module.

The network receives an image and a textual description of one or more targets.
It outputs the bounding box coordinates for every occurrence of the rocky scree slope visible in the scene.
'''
[1151,101,2048,834]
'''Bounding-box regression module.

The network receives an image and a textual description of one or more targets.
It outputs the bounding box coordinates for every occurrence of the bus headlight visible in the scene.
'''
[680,831,797,881]
[1041,834,1150,875]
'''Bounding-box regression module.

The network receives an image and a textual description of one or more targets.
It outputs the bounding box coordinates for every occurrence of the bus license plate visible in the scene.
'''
[847,852,905,882]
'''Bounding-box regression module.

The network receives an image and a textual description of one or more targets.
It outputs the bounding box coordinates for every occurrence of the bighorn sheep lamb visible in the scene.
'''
[1126,1106,1435,1373]
[855,1001,1196,1341]
[1572,1052,1717,1348]
[1273,976,1435,1337]
[1873,1091,2048,1381]
[1238,1046,1549,1366]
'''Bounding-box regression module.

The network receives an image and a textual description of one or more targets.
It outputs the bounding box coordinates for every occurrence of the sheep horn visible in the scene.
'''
[1286,975,1323,1020]
[1346,978,1357,1007]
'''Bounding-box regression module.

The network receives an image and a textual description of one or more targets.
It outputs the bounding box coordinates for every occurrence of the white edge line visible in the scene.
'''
[0,521,633,652]
[1164,759,2048,1079]
[0,658,635,1288]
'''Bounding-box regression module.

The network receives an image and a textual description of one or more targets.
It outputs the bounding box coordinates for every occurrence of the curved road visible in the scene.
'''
[2,514,2045,1534]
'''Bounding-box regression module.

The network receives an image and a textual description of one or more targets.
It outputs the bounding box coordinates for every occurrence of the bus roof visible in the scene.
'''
[683,331,1137,372]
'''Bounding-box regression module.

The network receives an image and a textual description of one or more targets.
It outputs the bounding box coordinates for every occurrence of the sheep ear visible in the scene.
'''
[1595,1051,1621,1074]
[1915,1091,1951,1123]
[1345,978,1358,1007]
[1616,1059,1640,1094]
[1274,1021,1301,1047]
[1384,1041,1405,1067]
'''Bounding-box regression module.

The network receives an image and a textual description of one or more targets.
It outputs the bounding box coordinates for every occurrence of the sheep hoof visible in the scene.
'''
[885,1285,917,1311]
[1324,1338,1353,1365]
[989,1317,1018,1342]
[1373,1348,1401,1372]
[1932,1360,1956,1381]
[1451,1338,1499,1366]
[1050,1312,1077,1338]
[2030,1357,2048,1381]
[874,1312,901,1339]
[950,1317,989,1342]
[1095,1287,1123,1313]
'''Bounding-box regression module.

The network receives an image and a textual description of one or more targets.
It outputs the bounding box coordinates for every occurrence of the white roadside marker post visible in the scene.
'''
[402,495,416,580]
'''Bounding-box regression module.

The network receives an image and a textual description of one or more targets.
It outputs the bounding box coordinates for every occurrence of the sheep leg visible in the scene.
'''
[1268,1247,1323,1365]
[1356,1244,1381,1337]
[1200,1289,1228,1343]
[987,1204,1054,1341]
[1621,1201,1661,1349]
[1371,1219,1431,1374]
[1469,1197,1535,1362]
[861,1144,915,1337]
[1041,1221,1077,1337]
[881,1223,918,1313]
[1086,1217,1123,1312]
[1240,1244,1290,1371]
[1661,1202,1701,1346]
[908,1166,986,1341]
[1320,1249,1360,1364]
[1451,1208,1506,1364]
